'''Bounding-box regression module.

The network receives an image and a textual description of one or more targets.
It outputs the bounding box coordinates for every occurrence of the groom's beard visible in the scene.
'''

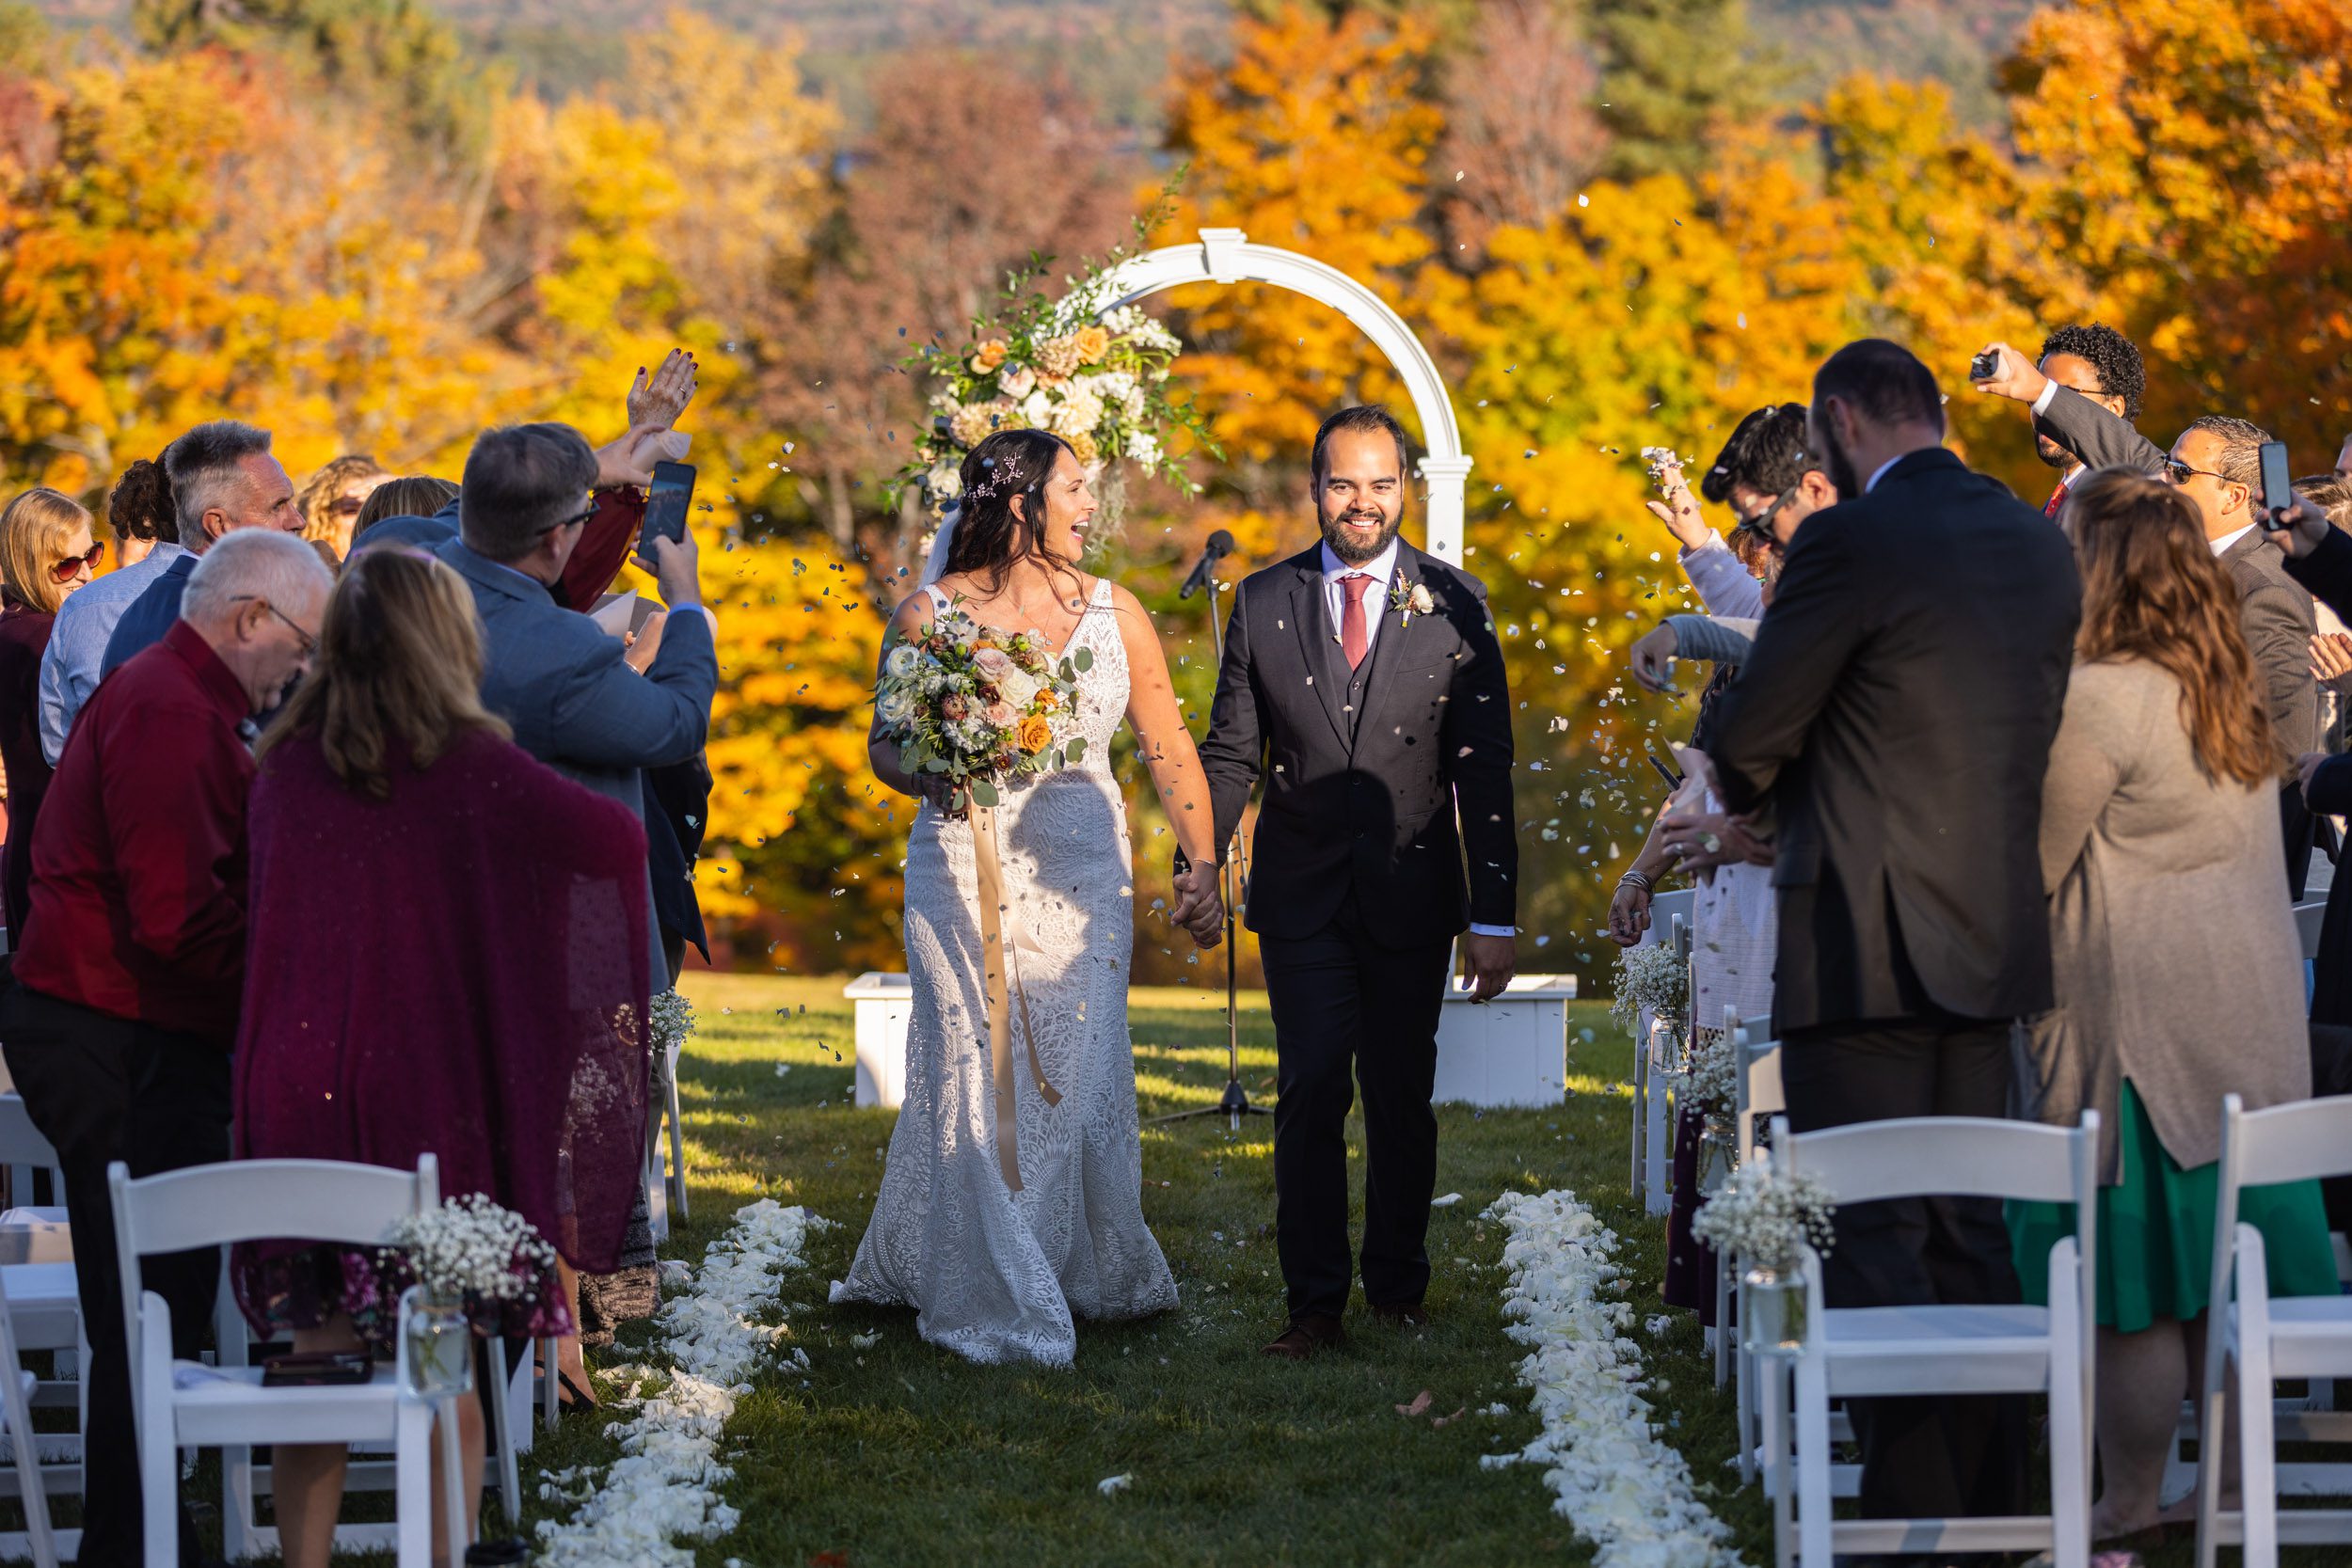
[1820,425,1866,504]
[1319,505,1403,565]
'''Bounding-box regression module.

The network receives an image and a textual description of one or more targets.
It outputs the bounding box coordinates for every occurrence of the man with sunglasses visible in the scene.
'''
[437,421,717,993]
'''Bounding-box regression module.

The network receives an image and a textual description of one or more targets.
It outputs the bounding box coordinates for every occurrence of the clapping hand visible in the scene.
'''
[596,350,700,488]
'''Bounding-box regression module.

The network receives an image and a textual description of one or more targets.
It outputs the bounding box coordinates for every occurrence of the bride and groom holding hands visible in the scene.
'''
[834,404,1519,1366]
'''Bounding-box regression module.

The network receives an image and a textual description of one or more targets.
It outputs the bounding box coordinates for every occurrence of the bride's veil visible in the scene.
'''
[917,499,959,589]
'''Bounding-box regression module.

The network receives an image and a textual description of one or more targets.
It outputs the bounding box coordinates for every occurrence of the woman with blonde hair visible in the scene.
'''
[0,487,103,939]
[2010,467,2336,1541]
[294,453,387,556]
[231,546,651,1566]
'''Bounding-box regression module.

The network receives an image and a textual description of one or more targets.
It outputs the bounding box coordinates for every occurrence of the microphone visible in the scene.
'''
[1179,529,1236,600]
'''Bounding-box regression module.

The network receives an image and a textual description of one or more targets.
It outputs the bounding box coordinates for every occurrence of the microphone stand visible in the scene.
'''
[1149,573,1272,1132]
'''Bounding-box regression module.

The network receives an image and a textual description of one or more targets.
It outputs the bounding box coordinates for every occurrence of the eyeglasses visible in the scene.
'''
[2162,456,2230,486]
[47,541,104,584]
[1732,485,1800,550]
[233,595,319,657]
[536,499,599,537]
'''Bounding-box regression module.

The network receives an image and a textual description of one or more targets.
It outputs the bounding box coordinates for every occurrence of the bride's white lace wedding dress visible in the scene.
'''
[830,578,1178,1364]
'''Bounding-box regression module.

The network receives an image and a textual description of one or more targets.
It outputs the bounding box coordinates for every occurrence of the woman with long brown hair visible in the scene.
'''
[0,487,103,941]
[232,546,651,1566]
[2009,467,2335,1541]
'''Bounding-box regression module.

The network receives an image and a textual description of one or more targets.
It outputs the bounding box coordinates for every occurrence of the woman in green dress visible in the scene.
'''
[2011,467,2337,1542]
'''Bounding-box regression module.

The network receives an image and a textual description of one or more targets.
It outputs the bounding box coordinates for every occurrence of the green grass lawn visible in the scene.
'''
[515,971,1770,1567]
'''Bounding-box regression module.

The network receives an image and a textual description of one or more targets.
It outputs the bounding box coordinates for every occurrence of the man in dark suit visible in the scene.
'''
[1979,362,2320,894]
[1198,404,1518,1360]
[1704,340,2082,1524]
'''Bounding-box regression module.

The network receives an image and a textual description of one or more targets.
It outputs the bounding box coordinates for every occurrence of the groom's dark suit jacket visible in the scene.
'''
[1200,540,1516,948]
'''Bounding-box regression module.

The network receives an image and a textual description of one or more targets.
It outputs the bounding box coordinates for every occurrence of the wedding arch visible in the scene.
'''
[1090,228,1474,566]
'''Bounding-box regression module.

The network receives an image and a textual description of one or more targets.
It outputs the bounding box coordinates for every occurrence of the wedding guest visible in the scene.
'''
[2010,467,2334,1542]
[0,529,328,1568]
[2262,479,2352,1026]
[36,456,180,763]
[350,474,458,545]
[1998,391,2322,892]
[2336,433,2351,482]
[1971,325,2157,513]
[102,420,303,679]
[0,488,102,942]
[1706,339,2081,1526]
[437,420,715,1382]
[233,546,650,1568]
[294,452,386,557]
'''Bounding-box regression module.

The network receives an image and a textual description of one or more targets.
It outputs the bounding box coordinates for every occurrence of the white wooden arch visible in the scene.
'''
[1090,228,1473,565]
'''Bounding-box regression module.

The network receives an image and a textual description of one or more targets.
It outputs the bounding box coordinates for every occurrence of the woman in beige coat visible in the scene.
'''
[2011,467,2336,1541]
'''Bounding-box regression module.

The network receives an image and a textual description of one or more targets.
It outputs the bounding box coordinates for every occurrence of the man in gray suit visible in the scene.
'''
[436,422,718,978]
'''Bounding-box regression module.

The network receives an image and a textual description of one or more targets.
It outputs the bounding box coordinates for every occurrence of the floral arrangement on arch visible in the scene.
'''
[894,227,1216,526]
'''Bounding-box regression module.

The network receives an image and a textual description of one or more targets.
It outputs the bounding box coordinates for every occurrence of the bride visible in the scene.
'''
[832,426,1226,1365]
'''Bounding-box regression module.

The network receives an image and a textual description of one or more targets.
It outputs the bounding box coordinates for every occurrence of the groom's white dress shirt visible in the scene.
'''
[1319,537,1513,941]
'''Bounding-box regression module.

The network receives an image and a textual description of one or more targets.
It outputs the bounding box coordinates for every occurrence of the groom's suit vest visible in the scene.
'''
[1199,541,1518,951]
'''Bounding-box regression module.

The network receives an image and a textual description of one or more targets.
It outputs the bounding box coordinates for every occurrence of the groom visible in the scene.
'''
[1196,404,1518,1360]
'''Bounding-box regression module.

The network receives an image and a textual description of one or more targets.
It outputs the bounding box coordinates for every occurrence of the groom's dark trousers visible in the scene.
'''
[1260,893,1452,1318]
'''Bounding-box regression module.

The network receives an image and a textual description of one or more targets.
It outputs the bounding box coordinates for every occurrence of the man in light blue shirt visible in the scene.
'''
[37,536,187,765]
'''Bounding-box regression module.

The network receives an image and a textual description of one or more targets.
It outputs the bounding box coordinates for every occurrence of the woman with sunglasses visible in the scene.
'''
[0,487,104,942]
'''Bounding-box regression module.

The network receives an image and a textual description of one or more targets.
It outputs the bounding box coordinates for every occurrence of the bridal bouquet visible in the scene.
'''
[876,604,1089,815]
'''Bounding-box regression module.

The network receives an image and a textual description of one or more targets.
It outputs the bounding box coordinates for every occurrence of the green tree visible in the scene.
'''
[1587,0,1773,179]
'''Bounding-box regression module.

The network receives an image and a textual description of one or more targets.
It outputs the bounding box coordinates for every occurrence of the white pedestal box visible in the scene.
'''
[1432,974,1579,1109]
[847,969,1579,1114]
[844,972,914,1109]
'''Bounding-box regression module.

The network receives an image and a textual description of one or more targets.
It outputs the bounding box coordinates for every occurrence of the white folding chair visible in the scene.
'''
[110,1156,443,1568]
[1629,888,1696,1204]
[1766,1112,2098,1568]
[1716,1009,1783,1485]
[2196,1093,2352,1567]
[2296,899,2328,963]
[0,1093,66,1230]
[0,1264,60,1568]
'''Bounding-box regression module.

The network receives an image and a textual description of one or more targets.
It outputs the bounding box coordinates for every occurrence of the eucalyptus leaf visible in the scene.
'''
[923,756,950,773]
[1073,647,1093,673]
[1067,737,1088,763]
[970,778,1000,807]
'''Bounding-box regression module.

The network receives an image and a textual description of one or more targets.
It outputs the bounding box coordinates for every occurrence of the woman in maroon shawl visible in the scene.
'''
[233,546,649,1568]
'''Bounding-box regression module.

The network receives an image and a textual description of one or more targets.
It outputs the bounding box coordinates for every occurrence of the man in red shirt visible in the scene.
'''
[0,529,328,1568]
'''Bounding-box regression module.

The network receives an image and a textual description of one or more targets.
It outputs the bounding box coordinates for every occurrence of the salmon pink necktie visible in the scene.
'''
[1340,573,1373,670]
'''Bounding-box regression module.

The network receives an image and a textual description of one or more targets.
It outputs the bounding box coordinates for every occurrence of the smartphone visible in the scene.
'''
[1647,752,1684,793]
[638,460,694,558]
[262,1350,373,1387]
[2258,440,2294,531]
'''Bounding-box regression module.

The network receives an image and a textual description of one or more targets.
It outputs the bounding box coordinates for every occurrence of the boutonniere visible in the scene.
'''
[1389,577,1436,626]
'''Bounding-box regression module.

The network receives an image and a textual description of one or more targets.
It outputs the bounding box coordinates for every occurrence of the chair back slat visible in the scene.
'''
[1775,1114,2090,1206]
[2296,899,2328,962]
[115,1157,437,1255]
[0,1093,61,1172]
[1646,887,1696,942]
[2225,1094,2352,1189]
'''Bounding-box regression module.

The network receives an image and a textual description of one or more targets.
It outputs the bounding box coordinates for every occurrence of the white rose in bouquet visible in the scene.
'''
[885,643,921,678]
[995,668,1040,709]
[877,687,914,726]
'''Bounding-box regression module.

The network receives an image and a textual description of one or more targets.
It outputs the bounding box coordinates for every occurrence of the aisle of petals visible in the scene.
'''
[1482,1189,1743,1568]
[535,1199,829,1567]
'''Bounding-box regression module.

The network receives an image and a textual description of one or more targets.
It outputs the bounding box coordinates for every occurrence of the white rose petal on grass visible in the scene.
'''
[1098,1474,1133,1497]
[1482,1188,1743,1568]
[1430,1192,1463,1208]
[850,1331,882,1349]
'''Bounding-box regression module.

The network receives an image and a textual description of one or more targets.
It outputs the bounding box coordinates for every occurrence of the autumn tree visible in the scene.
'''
[1586,0,1772,180]
[1436,0,1606,256]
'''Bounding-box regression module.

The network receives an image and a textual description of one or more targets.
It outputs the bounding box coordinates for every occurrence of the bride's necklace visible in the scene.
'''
[969,576,1086,645]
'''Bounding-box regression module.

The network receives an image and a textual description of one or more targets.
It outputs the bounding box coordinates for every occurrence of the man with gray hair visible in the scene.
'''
[99,419,301,681]
[1,528,327,1565]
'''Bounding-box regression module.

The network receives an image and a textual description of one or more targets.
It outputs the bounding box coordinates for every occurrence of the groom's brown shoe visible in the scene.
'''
[1260,1313,1344,1361]
[1370,1300,1429,1328]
